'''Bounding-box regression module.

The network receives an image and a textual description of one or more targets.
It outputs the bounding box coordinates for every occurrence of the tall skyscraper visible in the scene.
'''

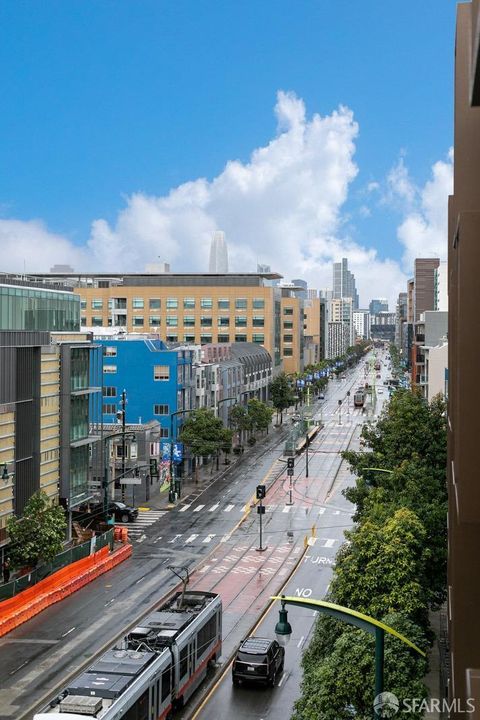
[332,258,359,309]
[208,231,229,273]
[413,258,439,321]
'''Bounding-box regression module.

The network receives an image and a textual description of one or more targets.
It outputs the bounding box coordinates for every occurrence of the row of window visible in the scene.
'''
[83,316,265,328]
[83,297,266,310]
[102,403,169,416]
[104,365,171,380]
[101,334,265,350]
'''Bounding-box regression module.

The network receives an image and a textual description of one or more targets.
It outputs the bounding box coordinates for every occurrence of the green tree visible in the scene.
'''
[229,403,253,443]
[247,398,274,435]
[269,373,294,424]
[293,612,428,720]
[7,491,67,569]
[179,408,233,478]
[330,508,429,625]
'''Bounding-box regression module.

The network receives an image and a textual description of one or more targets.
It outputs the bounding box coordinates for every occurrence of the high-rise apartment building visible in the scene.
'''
[327,297,353,358]
[448,3,480,713]
[395,292,408,351]
[434,260,448,311]
[332,258,359,309]
[208,231,229,273]
[353,309,370,340]
[413,258,440,322]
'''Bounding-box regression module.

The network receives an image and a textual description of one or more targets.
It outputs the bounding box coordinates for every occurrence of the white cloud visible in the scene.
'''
[0,90,413,307]
[389,149,453,268]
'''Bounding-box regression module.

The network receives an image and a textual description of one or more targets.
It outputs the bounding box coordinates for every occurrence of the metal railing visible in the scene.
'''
[0,529,114,601]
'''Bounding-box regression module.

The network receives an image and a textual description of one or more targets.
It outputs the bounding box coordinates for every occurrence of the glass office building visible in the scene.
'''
[0,283,80,331]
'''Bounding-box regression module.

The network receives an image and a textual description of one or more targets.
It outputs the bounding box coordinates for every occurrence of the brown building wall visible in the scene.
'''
[448,4,480,716]
[413,258,439,322]
[280,295,304,374]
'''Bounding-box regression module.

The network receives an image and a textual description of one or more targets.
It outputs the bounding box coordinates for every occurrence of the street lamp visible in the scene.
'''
[346,390,351,415]
[272,595,425,718]
[338,399,342,426]
[274,595,292,645]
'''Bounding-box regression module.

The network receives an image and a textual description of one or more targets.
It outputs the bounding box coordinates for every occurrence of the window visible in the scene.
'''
[283,321,293,329]
[132,297,144,309]
[159,426,169,438]
[166,316,178,326]
[253,316,264,327]
[162,665,171,702]
[252,334,264,343]
[183,316,195,327]
[218,298,229,309]
[200,333,212,344]
[154,365,170,381]
[218,316,229,327]
[154,404,169,415]
[92,298,103,309]
[103,365,117,374]
[180,646,188,678]
[91,316,103,326]
[149,298,161,309]
[235,298,247,309]
[201,297,212,309]
[235,316,247,327]
[149,316,161,327]
[184,297,195,309]
[184,334,195,343]
[218,334,230,343]
[283,307,294,315]
[196,615,217,661]
[80,316,86,326]
[104,346,117,357]
[133,316,144,327]
[283,348,293,356]
[112,298,127,310]
[166,333,178,342]
[253,298,265,309]
[235,334,247,342]
[103,403,117,414]
[103,386,117,397]
[166,297,178,309]
[80,299,87,310]
[200,316,212,327]
[283,334,293,343]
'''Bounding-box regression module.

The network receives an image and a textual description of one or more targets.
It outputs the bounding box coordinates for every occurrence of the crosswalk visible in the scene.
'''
[116,510,167,539]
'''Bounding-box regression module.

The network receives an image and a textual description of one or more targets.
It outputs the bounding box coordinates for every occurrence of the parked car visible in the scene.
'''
[90,501,138,523]
[318,393,325,400]
[232,637,285,687]
[378,388,384,394]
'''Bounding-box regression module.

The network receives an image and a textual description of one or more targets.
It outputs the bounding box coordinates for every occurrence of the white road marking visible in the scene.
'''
[282,506,291,513]
[193,505,204,513]
[208,503,219,512]
[323,538,336,548]
[61,627,76,638]
[203,534,216,543]
[278,672,287,687]
[318,507,326,515]
[297,635,305,648]
[307,537,318,546]
[169,534,182,543]
[179,504,191,512]
[224,504,234,512]
[184,534,199,544]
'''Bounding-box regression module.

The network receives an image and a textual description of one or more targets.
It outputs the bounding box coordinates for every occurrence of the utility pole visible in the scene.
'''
[305,434,309,478]
[256,484,267,551]
[338,398,342,426]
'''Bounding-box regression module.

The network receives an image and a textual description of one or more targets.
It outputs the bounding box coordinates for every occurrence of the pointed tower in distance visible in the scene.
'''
[208,231,229,273]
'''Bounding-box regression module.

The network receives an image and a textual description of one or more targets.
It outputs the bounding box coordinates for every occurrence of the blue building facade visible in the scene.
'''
[92,337,194,439]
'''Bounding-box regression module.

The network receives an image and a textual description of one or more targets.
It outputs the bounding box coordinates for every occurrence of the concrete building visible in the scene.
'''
[208,231,229,273]
[435,260,448,311]
[395,292,408,350]
[303,297,325,365]
[280,288,304,374]
[370,312,396,344]
[333,258,359,309]
[327,297,353,358]
[0,275,100,559]
[413,258,440,322]
[353,309,370,340]
[369,298,388,315]
[413,311,448,396]
[291,279,308,300]
[32,271,286,374]
[448,4,480,708]
[424,341,448,402]
[327,322,350,360]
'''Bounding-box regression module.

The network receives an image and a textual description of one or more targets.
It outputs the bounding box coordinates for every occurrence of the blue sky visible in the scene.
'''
[0,0,456,304]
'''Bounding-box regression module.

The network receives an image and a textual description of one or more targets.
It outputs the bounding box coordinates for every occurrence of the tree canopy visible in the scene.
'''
[7,491,67,569]
[179,408,233,459]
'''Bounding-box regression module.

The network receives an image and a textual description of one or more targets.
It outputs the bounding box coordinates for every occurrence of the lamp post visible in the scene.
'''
[338,398,342,426]
[346,390,351,415]
[101,431,136,519]
[169,408,194,504]
[216,396,236,469]
[273,594,425,718]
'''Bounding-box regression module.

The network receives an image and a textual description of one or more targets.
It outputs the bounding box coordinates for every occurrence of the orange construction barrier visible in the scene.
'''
[0,543,132,638]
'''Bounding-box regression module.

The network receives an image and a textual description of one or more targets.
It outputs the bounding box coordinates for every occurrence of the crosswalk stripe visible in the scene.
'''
[185,534,199,544]
[318,507,326,515]
[203,534,216,543]
[282,506,291,513]
[224,504,234,512]
[179,504,191,512]
[193,505,205,513]
[208,503,219,512]
[323,539,336,548]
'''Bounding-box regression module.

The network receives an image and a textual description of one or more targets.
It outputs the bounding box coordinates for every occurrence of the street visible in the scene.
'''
[0,355,387,720]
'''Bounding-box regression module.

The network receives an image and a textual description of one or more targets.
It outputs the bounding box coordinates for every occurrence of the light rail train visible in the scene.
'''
[34,590,222,720]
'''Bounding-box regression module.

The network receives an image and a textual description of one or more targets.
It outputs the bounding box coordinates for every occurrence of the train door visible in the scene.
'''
[149,681,157,720]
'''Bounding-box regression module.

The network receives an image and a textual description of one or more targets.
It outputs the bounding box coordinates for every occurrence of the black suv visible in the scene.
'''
[232,637,284,687]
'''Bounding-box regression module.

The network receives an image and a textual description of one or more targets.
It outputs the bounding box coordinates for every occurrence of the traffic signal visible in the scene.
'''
[256,485,266,500]
[149,458,158,478]
[287,457,295,470]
